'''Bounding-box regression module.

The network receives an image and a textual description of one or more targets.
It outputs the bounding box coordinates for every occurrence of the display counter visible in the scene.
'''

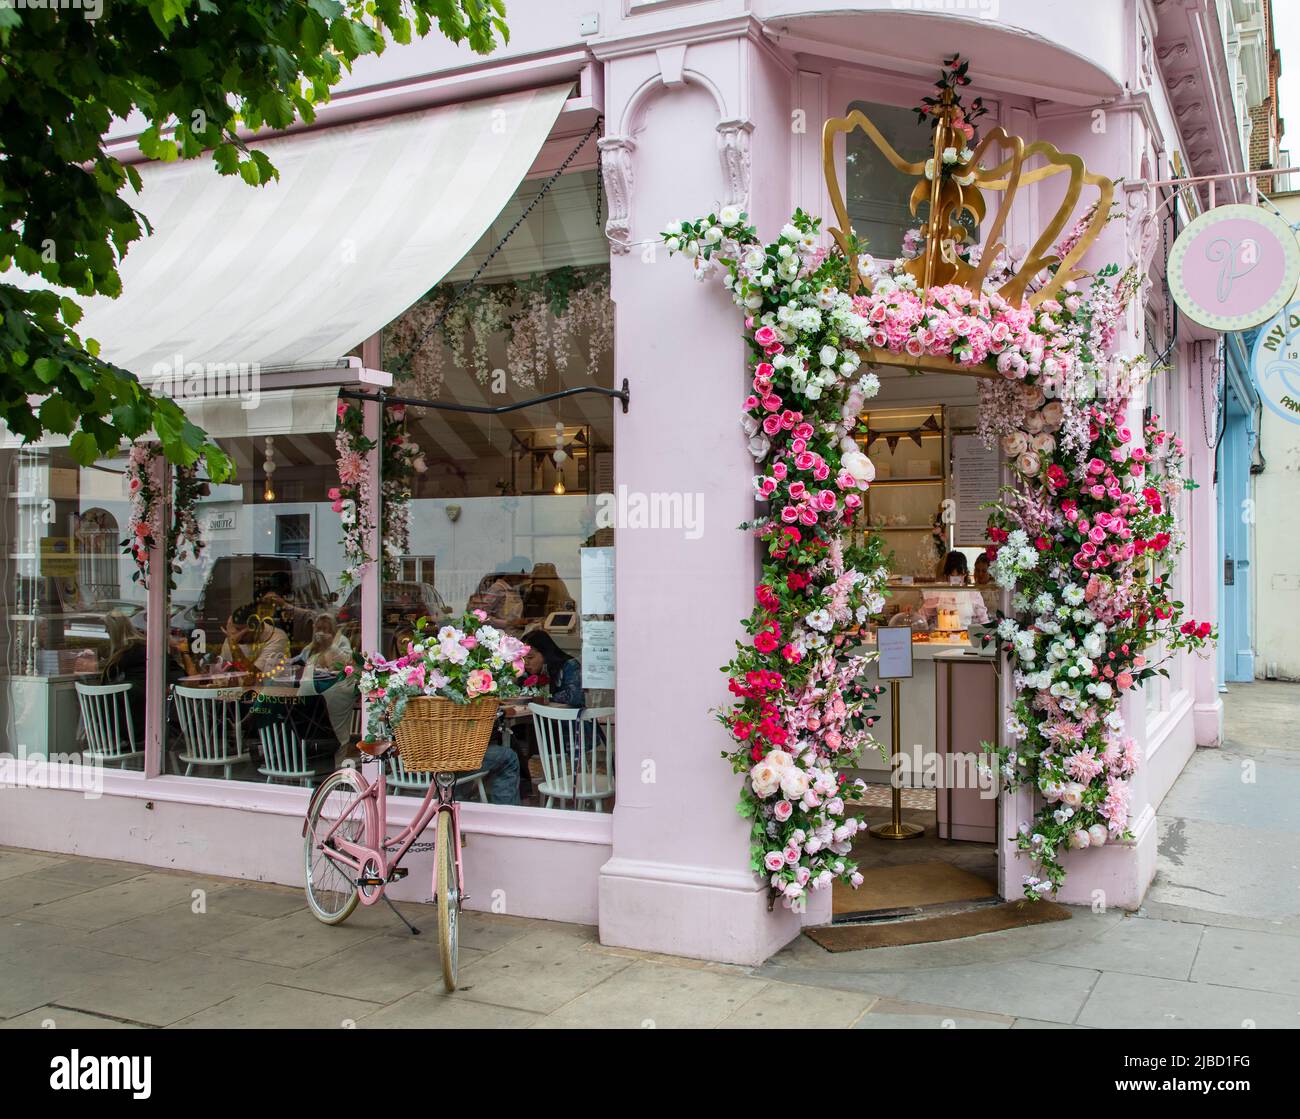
[849,637,988,783]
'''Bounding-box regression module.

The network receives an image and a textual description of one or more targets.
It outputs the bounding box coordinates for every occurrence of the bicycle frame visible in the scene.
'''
[311,759,464,906]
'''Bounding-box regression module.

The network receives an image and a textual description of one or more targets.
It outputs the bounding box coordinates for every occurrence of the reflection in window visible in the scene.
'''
[165,431,358,785]
[0,448,148,769]
[381,167,616,812]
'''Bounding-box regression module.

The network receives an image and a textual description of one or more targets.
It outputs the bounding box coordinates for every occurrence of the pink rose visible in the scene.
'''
[773,800,793,822]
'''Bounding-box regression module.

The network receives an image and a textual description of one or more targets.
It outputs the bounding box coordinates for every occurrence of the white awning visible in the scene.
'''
[63,83,571,378]
[176,385,344,440]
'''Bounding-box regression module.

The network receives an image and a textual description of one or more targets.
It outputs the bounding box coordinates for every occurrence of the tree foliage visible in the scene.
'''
[0,1,509,478]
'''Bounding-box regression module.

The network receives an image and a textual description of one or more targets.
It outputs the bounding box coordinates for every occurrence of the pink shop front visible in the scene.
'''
[0,3,1230,965]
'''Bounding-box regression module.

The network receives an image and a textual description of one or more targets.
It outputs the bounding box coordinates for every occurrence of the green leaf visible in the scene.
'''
[69,431,100,465]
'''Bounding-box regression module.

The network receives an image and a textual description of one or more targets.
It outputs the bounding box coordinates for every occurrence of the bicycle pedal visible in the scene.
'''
[356,876,385,887]
[387,867,409,882]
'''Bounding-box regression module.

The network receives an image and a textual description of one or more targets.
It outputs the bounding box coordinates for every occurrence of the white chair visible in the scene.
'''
[256,719,322,786]
[386,752,489,802]
[530,704,614,811]
[172,685,250,780]
[75,682,144,769]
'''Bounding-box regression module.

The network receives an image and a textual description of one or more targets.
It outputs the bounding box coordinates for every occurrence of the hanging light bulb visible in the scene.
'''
[552,474,566,496]
[262,436,276,502]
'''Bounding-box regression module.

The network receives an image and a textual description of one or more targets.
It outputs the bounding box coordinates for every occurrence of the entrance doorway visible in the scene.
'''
[836,370,1001,924]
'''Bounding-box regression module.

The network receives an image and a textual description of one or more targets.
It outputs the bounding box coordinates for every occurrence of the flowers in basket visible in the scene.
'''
[353,610,537,743]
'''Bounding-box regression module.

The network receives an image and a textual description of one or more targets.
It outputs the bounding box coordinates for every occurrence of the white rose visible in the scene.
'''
[841,451,876,484]
[779,768,811,799]
[719,205,741,227]
[749,762,781,798]
[1087,824,1108,847]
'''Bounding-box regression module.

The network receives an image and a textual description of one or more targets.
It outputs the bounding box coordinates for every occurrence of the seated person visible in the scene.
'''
[922,551,989,628]
[517,629,584,707]
[97,624,148,742]
[220,603,291,679]
[260,572,316,648]
[296,614,356,747]
[478,734,521,807]
[500,630,588,802]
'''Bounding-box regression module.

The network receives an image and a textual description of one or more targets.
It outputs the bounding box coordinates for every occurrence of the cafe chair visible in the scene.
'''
[172,685,250,781]
[256,718,325,787]
[74,682,144,769]
[529,704,615,812]
[385,752,489,803]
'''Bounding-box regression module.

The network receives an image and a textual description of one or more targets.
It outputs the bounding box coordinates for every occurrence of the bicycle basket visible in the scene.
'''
[394,696,500,772]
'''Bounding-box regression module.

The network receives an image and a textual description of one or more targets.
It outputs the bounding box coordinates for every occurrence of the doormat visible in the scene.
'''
[832,861,997,918]
[806,899,1071,952]
[846,786,936,811]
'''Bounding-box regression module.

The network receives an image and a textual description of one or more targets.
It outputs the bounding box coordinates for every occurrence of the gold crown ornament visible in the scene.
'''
[822,66,1114,326]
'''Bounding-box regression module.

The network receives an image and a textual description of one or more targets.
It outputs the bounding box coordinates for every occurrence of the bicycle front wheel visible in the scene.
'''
[435,809,459,992]
[304,769,367,925]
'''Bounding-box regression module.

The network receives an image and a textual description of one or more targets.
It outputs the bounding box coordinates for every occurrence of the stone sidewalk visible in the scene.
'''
[1,682,1296,1029]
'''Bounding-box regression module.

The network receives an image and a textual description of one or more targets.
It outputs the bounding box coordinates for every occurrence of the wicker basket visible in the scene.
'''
[394,696,500,772]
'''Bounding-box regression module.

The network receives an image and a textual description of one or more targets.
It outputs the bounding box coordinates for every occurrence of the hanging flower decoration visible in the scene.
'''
[665,205,892,909]
[380,403,425,579]
[666,53,1216,904]
[122,445,210,591]
[334,400,424,589]
[122,443,162,586]
[169,462,209,590]
[384,265,614,395]
[334,401,378,592]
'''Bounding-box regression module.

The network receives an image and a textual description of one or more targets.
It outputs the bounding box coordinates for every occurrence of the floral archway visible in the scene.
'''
[663,56,1214,905]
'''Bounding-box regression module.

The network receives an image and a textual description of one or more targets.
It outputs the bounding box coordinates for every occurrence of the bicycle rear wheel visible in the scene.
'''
[304,769,368,925]
[435,809,459,991]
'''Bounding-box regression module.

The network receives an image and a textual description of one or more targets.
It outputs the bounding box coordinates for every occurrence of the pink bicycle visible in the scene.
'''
[303,741,467,991]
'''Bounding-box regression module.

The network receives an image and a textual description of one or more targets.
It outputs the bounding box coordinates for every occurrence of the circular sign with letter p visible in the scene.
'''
[1251,302,1300,425]
[1169,204,1300,331]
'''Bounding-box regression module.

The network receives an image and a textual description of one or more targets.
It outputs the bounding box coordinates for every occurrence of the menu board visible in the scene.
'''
[951,433,1001,546]
[876,626,914,680]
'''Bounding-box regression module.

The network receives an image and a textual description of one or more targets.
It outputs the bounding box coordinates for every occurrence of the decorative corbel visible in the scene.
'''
[717,119,755,213]
[598,136,636,254]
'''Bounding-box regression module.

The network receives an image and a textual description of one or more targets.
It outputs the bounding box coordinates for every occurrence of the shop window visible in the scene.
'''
[165,430,356,784]
[380,167,616,812]
[0,448,149,769]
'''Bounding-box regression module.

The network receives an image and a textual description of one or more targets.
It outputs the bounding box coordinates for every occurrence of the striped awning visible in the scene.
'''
[63,84,572,379]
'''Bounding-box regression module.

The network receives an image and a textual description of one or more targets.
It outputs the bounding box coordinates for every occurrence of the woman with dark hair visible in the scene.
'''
[519,629,584,707]
[940,549,969,581]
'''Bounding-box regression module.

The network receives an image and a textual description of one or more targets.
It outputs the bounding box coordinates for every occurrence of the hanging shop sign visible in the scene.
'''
[1250,301,1300,425]
[1168,204,1300,331]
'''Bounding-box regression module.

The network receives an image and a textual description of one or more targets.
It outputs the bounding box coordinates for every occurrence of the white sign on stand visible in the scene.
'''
[876,626,914,680]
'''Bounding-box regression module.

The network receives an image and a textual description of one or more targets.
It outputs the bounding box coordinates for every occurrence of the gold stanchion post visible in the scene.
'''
[869,679,924,840]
